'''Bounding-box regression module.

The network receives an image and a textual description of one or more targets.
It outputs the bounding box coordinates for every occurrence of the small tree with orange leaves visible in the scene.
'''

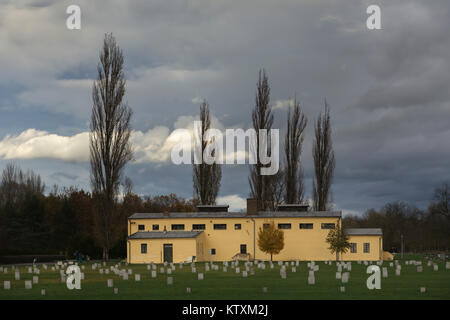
[257,222,284,261]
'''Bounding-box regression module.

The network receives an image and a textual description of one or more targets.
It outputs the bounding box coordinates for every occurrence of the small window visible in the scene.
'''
[213,224,227,230]
[234,224,241,230]
[321,223,335,229]
[300,223,313,229]
[152,224,159,231]
[141,244,147,254]
[364,243,370,253]
[263,223,270,229]
[278,223,291,230]
[192,224,206,230]
[210,248,216,255]
[138,224,145,231]
[171,224,185,230]
[350,243,357,253]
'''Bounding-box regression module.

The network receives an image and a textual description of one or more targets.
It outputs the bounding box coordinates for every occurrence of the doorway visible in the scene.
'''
[163,244,173,263]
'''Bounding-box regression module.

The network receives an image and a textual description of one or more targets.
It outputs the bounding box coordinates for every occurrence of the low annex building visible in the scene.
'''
[127,199,391,263]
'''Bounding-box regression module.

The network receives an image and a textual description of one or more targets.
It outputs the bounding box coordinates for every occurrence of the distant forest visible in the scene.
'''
[0,163,448,259]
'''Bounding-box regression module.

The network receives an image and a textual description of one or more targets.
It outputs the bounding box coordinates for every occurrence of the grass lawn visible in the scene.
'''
[0,257,449,300]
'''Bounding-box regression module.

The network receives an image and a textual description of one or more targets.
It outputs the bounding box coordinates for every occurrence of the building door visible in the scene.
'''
[240,244,247,254]
[164,244,173,263]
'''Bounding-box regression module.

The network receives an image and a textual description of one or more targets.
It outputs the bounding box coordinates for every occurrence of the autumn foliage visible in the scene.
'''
[257,222,284,261]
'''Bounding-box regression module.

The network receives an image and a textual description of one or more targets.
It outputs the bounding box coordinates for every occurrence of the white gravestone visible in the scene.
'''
[33,276,39,284]
[25,280,32,289]
[198,273,204,280]
[4,281,11,290]
[167,277,173,285]
[107,279,113,287]
[135,274,141,281]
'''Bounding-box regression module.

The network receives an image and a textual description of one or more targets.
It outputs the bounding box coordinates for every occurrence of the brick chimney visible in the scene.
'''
[247,198,260,216]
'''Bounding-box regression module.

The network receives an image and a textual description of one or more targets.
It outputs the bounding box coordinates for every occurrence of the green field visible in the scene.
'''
[0,256,449,300]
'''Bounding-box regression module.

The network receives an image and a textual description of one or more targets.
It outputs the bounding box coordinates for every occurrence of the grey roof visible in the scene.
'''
[128,211,341,220]
[128,231,203,239]
[344,228,383,236]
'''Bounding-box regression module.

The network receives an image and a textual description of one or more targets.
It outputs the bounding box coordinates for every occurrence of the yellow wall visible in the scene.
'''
[127,237,201,264]
[341,235,382,261]
[127,215,382,262]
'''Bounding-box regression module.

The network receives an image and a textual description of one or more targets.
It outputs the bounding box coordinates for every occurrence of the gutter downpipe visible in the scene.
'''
[251,218,255,261]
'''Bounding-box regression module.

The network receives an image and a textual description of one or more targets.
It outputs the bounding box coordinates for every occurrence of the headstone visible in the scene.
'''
[186,287,191,293]
[80,273,85,280]
[395,269,401,276]
[105,269,109,275]
[223,267,227,272]
[123,273,128,280]
[147,265,151,270]
[41,289,46,296]
[127,269,132,275]
[191,268,196,273]
[336,272,342,279]
[167,268,172,275]
[198,273,204,280]
[341,272,349,283]
[135,274,141,281]
[263,287,268,293]
[33,276,39,284]
[433,264,438,271]
[250,269,255,276]
[235,267,240,274]
[205,264,210,272]
[280,272,286,279]
[242,271,248,278]
[15,271,20,280]
[446,261,450,269]
[340,286,345,293]
[417,266,423,272]
[4,281,10,290]
[25,280,32,289]
[420,287,426,293]
[167,277,173,285]
[308,275,315,285]
[114,288,119,294]
[160,268,165,274]
[382,267,388,278]
[151,271,157,278]
[107,279,113,287]
[292,267,296,273]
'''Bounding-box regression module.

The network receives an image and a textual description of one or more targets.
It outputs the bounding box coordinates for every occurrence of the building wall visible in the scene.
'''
[341,235,382,261]
[127,215,370,262]
[127,237,198,264]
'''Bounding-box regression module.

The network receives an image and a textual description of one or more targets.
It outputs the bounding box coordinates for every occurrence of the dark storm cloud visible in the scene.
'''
[0,0,449,214]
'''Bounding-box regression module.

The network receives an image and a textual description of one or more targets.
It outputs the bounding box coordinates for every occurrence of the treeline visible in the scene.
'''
[0,163,196,258]
[343,186,450,252]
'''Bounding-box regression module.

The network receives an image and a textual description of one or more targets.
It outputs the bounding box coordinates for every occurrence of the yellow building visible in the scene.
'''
[127,199,389,264]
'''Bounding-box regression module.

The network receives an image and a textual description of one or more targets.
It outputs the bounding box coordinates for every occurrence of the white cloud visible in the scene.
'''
[0,129,90,162]
[271,99,293,110]
[216,194,246,212]
[0,114,234,164]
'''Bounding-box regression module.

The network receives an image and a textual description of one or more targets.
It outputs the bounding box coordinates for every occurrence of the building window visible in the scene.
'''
[263,223,270,229]
[278,223,291,230]
[240,244,247,254]
[321,223,335,229]
[364,243,370,253]
[213,224,227,230]
[141,244,147,254]
[300,223,313,229]
[171,224,185,230]
[152,224,159,231]
[350,243,357,253]
[192,224,206,230]
[138,224,145,231]
[210,248,216,255]
[235,224,242,230]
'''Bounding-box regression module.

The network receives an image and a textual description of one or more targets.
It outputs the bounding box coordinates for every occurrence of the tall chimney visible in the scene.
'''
[247,198,259,216]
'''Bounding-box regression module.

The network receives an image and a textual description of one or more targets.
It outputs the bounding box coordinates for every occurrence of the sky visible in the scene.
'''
[0,0,449,214]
